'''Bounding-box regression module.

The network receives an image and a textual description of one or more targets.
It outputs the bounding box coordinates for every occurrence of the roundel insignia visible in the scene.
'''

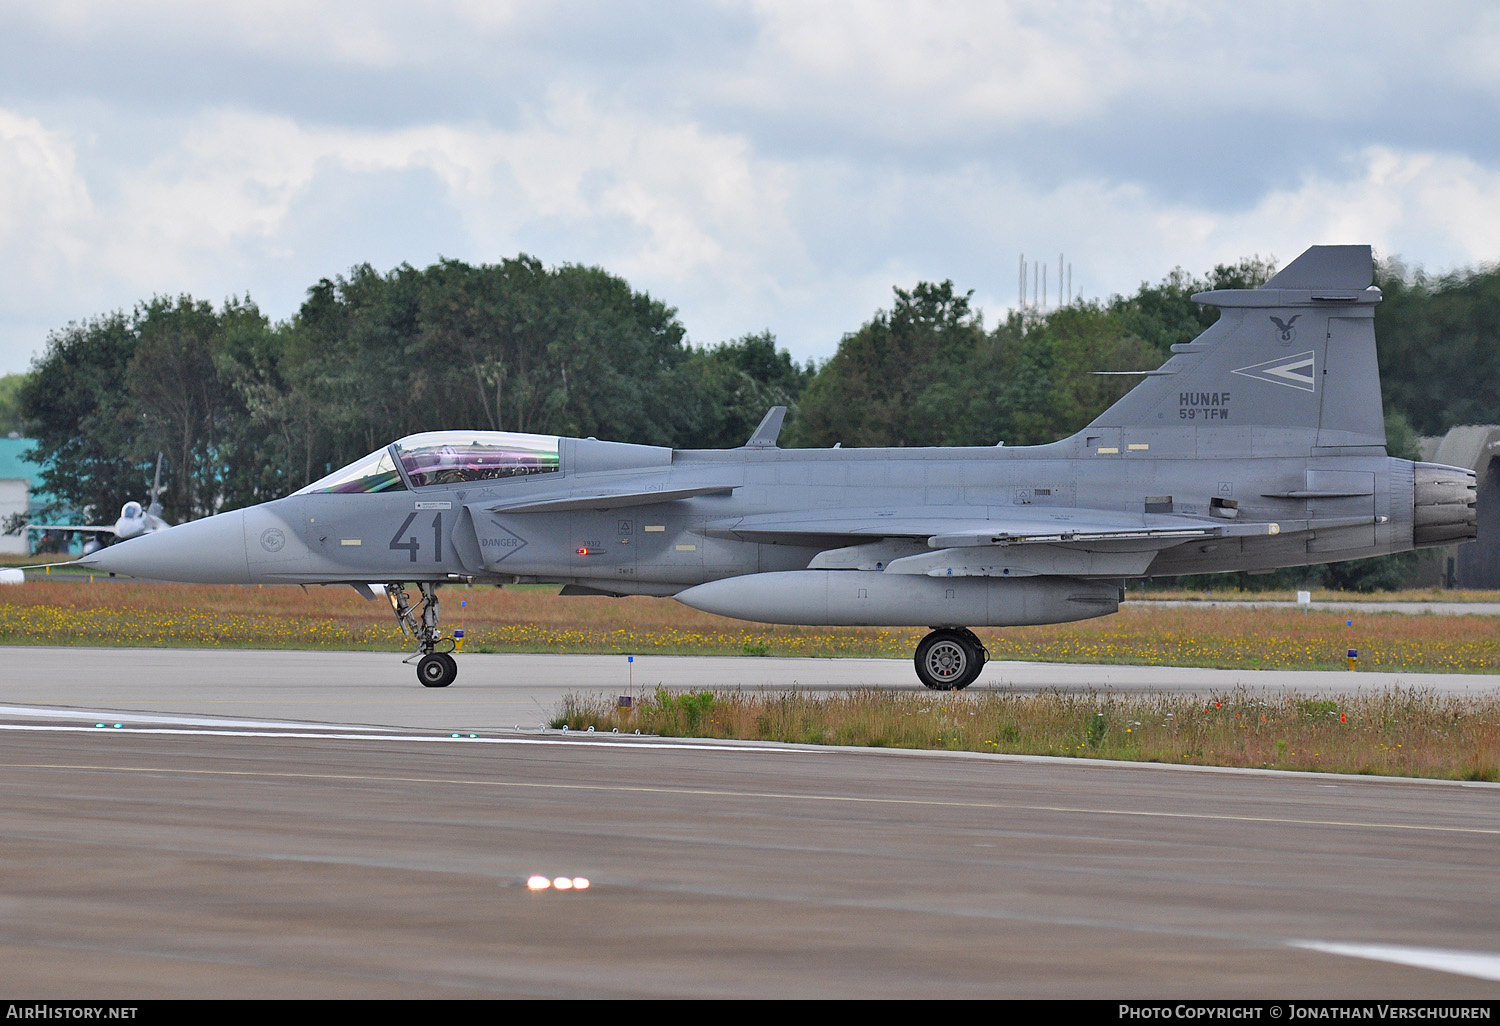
[260,528,286,553]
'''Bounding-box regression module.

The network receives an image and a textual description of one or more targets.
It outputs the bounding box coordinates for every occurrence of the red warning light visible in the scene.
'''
[576,547,589,556]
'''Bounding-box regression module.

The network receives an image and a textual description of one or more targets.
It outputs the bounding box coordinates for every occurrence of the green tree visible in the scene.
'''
[791,284,1163,450]
[212,306,306,505]
[1107,255,1278,358]
[19,313,145,523]
[1375,260,1500,434]
[248,254,776,489]
[983,305,1160,446]
[21,297,281,524]
[791,281,985,447]
[0,373,29,435]
[683,331,814,449]
[128,296,258,520]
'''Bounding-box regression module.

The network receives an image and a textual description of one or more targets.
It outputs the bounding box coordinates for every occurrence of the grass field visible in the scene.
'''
[556,686,1500,781]
[15,557,1500,603]
[3,577,1500,673]
[1132,586,1500,603]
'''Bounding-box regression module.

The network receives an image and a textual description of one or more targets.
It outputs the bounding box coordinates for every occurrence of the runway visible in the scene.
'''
[4,646,1499,733]
[1,646,1498,997]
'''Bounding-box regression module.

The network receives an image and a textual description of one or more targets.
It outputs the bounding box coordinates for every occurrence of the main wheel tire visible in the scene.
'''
[915,629,982,691]
[957,628,989,666]
[418,653,457,688]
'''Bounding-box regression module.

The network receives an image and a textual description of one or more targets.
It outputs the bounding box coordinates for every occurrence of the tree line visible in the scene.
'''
[786,255,1500,453]
[15,257,809,526]
[11,249,1500,587]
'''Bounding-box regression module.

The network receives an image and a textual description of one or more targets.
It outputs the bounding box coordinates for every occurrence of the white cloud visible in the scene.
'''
[731,1,1120,137]
[724,0,1500,147]
[1241,147,1500,272]
[0,110,91,286]
[16,0,500,68]
[3,1,1500,375]
[101,111,480,282]
[9,89,1500,375]
[0,95,812,356]
[982,146,1500,306]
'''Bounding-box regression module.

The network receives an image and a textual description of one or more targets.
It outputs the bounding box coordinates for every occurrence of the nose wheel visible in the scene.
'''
[418,652,458,688]
[914,628,987,691]
[386,582,462,687]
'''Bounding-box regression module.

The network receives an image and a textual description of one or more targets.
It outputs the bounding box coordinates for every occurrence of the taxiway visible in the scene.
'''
[4,646,1499,733]
[0,646,1497,998]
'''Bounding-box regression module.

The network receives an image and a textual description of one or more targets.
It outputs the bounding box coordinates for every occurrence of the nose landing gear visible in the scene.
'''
[417,651,458,688]
[386,582,459,687]
[914,628,988,691]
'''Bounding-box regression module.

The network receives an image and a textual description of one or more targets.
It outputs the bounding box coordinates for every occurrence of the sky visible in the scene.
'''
[2,0,1498,375]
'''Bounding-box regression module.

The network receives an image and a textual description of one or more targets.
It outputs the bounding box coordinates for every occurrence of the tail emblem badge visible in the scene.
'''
[1270,314,1300,343]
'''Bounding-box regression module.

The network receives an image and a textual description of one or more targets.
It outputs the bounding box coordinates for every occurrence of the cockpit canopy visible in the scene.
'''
[396,431,561,487]
[294,446,405,494]
[294,431,562,494]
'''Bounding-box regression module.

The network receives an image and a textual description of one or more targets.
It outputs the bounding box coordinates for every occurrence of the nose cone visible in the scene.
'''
[77,510,251,584]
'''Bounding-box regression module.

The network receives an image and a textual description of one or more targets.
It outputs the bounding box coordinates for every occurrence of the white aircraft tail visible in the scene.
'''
[146,453,166,519]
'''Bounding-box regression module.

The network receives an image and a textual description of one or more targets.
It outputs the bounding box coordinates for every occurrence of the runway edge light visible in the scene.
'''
[620,654,634,711]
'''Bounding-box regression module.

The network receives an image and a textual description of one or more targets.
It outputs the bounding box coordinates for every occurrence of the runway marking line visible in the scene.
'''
[0,722,782,753]
[1292,941,1500,983]
[2,750,1498,838]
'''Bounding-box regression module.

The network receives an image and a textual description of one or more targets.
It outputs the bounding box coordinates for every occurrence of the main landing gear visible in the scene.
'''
[386,582,459,688]
[914,628,988,691]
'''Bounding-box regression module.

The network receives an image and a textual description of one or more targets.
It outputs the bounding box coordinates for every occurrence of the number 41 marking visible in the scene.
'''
[389,512,443,563]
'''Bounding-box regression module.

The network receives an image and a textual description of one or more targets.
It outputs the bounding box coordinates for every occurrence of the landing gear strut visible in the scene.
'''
[386,582,458,688]
[914,628,987,691]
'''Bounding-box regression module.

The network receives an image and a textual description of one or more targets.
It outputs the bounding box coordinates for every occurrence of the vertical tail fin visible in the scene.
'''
[146,453,165,519]
[1087,245,1385,455]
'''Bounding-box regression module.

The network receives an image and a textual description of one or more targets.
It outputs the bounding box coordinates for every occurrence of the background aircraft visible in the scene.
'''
[75,246,1478,688]
[28,455,170,553]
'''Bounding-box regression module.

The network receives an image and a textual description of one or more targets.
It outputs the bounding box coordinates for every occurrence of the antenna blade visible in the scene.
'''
[744,406,787,448]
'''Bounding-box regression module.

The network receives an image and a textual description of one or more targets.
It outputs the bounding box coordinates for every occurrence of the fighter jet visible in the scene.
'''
[76,245,1478,689]
[29,455,170,552]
